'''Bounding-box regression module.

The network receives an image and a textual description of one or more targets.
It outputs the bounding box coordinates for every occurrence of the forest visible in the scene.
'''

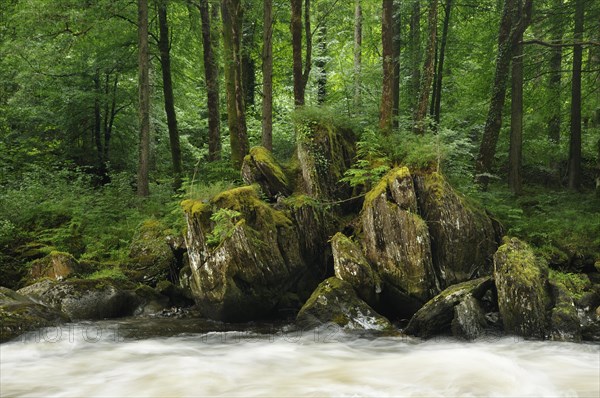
[1,0,599,333]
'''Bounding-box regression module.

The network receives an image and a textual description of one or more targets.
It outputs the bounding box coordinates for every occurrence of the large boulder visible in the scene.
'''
[241,146,291,200]
[182,186,310,321]
[493,237,551,339]
[331,232,380,306]
[0,287,67,343]
[28,251,83,282]
[296,277,394,332]
[414,171,501,288]
[360,167,439,316]
[17,279,140,321]
[404,277,493,339]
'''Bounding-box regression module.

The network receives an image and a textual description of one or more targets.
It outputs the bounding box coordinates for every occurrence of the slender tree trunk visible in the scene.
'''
[104,73,118,163]
[568,0,584,191]
[409,0,421,112]
[413,0,438,135]
[475,0,532,186]
[432,0,452,127]
[316,24,327,104]
[222,0,249,168]
[200,0,222,161]
[547,0,563,143]
[158,1,183,190]
[509,19,523,195]
[93,69,103,166]
[354,0,362,108]
[137,0,150,197]
[262,0,273,150]
[392,1,401,128]
[242,34,255,107]
[291,0,304,106]
[379,0,394,133]
[302,0,312,96]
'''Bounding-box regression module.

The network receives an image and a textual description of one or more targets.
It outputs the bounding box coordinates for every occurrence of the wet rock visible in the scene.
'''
[331,232,380,306]
[360,168,438,312]
[241,146,291,200]
[548,281,581,342]
[0,286,67,343]
[414,172,500,288]
[28,251,83,282]
[296,277,394,332]
[493,237,550,339]
[404,277,493,339]
[18,279,140,321]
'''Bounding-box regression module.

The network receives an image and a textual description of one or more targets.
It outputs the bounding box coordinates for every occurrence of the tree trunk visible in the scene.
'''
[93,69,103,167]
[242,36,255,107]
[316,24,327,104]
[104,73,118,163]
[302,0,312,97]
[413,0,438,135]
[392,1,401,128]
[291,0,304,106]
[409,0,421,112]
[261,0,273,150]
[200,0,222,161]
[354,0,362,108]
[432,0,452,127]
[475,0,532,186]
[158,1,183,190]
[137,0,150,197]
[509,18,523,195]
[568,0,584,191]
[222,0,249,168]
[547,0,563,143]
[379,0,394,133]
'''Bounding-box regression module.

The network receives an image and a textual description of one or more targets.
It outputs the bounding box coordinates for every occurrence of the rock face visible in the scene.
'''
[28,251,82,281]
[548,281,581,342]
[404,277,493,339]
[182,186,311,321]
[241,146,291,200]
[414,172,501,288]
[296,277,393,332]
[17,279,140,321]
[0,287,67,343]
[493,237,550,338]
[360,168,439,314]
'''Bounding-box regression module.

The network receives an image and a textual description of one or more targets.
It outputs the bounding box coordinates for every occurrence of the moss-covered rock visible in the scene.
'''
[0,286,67,343]
[296,277,394,332]
[414,171,501,288]
[28,251,82,282]
[241,146,291,200]
[548,280,581,342]
[182,185,311,321]
[404,277,493,339]
[360,168,439,311]
[17,279,140,321]
[331,232,380,306]
[493,237,551,338]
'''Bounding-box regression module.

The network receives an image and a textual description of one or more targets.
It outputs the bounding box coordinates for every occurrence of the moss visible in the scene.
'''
[363,166,412,209]
[282,194,320,210]
[247,146,289,186]
[181,199,211,216]
[549,270,591,301]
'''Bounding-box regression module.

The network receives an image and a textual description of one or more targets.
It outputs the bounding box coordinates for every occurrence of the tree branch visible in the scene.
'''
[522,39,600,47]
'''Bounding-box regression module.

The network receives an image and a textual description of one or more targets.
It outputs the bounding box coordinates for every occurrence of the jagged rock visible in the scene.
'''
[494,237,550,339]
[548,281,581,342]
[404,277,493,339]
[360,167,439,315]
[296,277,394,332]
[241,146,291,200]
[126,219,179,286]
[0,287,67,343]
[182,186,310,321]
[414,172,501,288]
[17,279,140,320]
[296,115,356,201]
[28,251,82,282]
[331,232,380,306]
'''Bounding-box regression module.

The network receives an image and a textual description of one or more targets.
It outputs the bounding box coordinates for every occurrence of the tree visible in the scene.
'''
[413,0,438,135]
[379,0,394,133]
[137,0,150,197]
[568,0,584,191]
[392,0,401,128]
[291,0,312,107]
[509,5,523,196]
[157,0,183,190]
[222,0,249,168]
[199,0,222,161]
[476,0,532,186]
[261,0,273,150]
[408,0,421,112]
[353,0,362,108]
[547,0,564,144]
[430,0,453,127]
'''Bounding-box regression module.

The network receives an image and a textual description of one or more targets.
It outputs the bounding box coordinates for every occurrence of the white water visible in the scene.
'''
[1,323,599,397]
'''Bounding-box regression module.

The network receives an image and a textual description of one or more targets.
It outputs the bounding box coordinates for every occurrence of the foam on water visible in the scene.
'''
[1,324,598,397]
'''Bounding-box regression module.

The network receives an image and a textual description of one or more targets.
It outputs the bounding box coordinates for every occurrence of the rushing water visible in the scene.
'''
[1,320,599,397]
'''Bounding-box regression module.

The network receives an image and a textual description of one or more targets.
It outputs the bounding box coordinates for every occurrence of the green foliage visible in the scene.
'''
[86,266,128,281]
[341,128,390,188]
[549,270,591,300]
[206,208,242,248]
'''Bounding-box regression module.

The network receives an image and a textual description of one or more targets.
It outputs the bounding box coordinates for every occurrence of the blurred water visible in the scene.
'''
[1,321,598,397]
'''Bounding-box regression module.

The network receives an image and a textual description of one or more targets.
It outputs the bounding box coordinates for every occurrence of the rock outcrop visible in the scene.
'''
[28,251,83,281]
[241,146,291,200]
[296,277,393,332]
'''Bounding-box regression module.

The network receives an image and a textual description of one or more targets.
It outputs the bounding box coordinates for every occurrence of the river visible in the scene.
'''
[1,319,598,397]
